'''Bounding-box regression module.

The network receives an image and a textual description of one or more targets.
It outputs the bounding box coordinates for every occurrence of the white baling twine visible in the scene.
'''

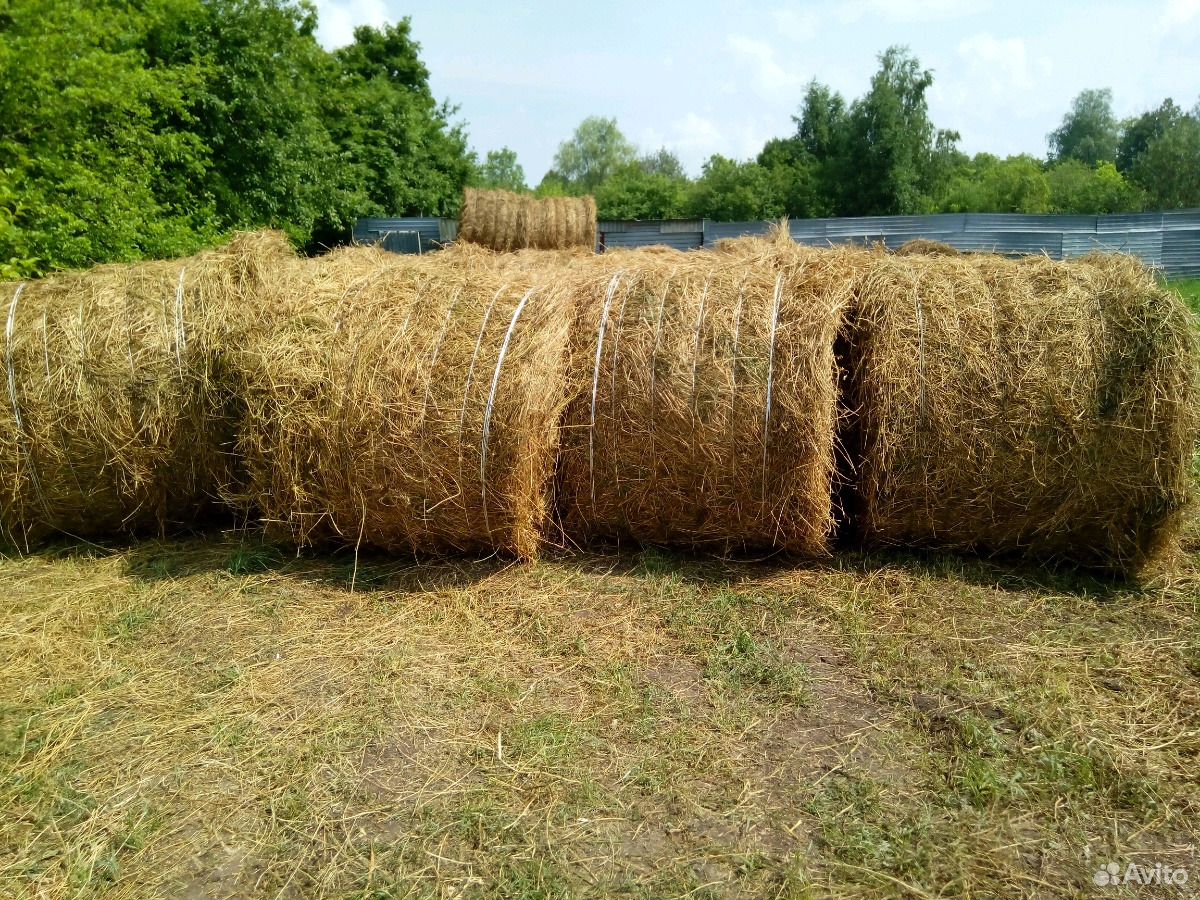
[647,267,675,455]
[728,276,747,471]
[421,286,462,421]
[689,276,712,413]
[588,271,623,506]
[6,283,50,517]
[914,290,927,423]
[458,284,508,443]
[479,288,535,537]
[6,284,27,432]
[607,273,633,409]
[761,274,783,494]
[174,266,187,374]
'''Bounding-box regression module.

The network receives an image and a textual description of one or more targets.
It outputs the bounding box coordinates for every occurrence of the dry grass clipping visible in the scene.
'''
[231,246,571,559]
[554,235,855,555]
[848,251,1199,572]
[0,232,293,548]
[458,188,597,252]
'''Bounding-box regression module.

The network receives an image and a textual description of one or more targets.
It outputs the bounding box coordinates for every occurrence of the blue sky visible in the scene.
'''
[312,0,1200,182]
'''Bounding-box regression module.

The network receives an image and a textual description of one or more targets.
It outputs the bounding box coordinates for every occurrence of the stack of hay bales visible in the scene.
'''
[458,188,597,252]
[847,250,1198,571]
[229,246,571,559]
[552,234,859,555]
[0,232,291,548]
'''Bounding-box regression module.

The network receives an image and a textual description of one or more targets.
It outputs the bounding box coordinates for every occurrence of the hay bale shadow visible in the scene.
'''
[831,546,1134,599]
[121,529,510,594]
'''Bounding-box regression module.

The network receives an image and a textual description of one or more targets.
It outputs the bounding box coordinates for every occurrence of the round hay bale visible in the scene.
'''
[894,238,961,256]
[232,247,571,559]
[553,241,856,555]
[459,188,597,252]
[848,251,1199,572]
[0,231,294,547]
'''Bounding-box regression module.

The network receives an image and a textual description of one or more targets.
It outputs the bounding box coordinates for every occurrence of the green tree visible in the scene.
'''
[1131,114,1200,209]
[0,2,474,271]
[1117,98,1184,173]
[1048,88,1119,166]
[151,0,345,244]
[1046,159,1143,213]
[324,21,473,231]
[551,117,637,193]
[477,147,527,192]
[639,147,688,179]
[756,137,824,218]
[594,163,688,220]
[0,0,217,272]
[941,154,1051,213]
[533,171,569,197]
[839,47,959,215]
[686,155,781,221]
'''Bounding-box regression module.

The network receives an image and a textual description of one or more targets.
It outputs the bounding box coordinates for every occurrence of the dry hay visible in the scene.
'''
[848,251,1199,572]
[231,246,571,559]
[894,238,961,256]
[0,232,294,548]
[458,187,597,252]
[438,239,595,276]
[554,235,856,555]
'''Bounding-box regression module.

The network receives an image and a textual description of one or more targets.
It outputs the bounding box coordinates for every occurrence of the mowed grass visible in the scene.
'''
[1167,276,1200,319]
[0,278,1196,899]
[1,524,1199,899]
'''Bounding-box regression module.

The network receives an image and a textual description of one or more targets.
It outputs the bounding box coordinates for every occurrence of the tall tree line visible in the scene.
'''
[0,0,472,276]
[3,2,1200,277]
[490,49,1200,224]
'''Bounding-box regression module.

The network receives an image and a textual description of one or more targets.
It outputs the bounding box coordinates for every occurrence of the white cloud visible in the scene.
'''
[835,0,991,24]
[1160,0,1200,28]
[726,34,805,100]
[1157,0,1200,45]
[772,8,820,42]
[312,0,390,49]
[955,33,1034,95]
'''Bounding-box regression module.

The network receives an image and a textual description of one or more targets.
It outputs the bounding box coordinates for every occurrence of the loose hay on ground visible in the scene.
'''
[231,246,571,558]
[553,237,856,555]
[847,250,1199,572]
[458,188,597,252]
[0,232,293,548]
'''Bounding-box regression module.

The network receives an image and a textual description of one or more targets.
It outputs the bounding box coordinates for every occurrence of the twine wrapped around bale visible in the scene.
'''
[847,251,1199,572]
[553,235,856,555]
[458,188,597,252]
[232,246,571,559]
[0,232,294,547]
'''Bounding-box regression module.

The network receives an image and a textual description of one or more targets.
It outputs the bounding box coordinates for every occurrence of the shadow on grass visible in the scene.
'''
[10,525,1142,603]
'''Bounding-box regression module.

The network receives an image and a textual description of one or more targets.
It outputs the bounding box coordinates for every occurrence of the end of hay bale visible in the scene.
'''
[850,250,1199,574]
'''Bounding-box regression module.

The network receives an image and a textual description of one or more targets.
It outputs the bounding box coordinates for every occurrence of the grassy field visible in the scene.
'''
[1,282,1198,900]
[1169,277,1200,318]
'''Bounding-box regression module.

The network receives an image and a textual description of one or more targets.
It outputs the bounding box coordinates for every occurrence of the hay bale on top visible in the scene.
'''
[848,251,1198,571]
[459,187,597,252]
[894,238,961,256]
[0,231,294,547]
[554,236,856,555]
[233,247,570,558]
